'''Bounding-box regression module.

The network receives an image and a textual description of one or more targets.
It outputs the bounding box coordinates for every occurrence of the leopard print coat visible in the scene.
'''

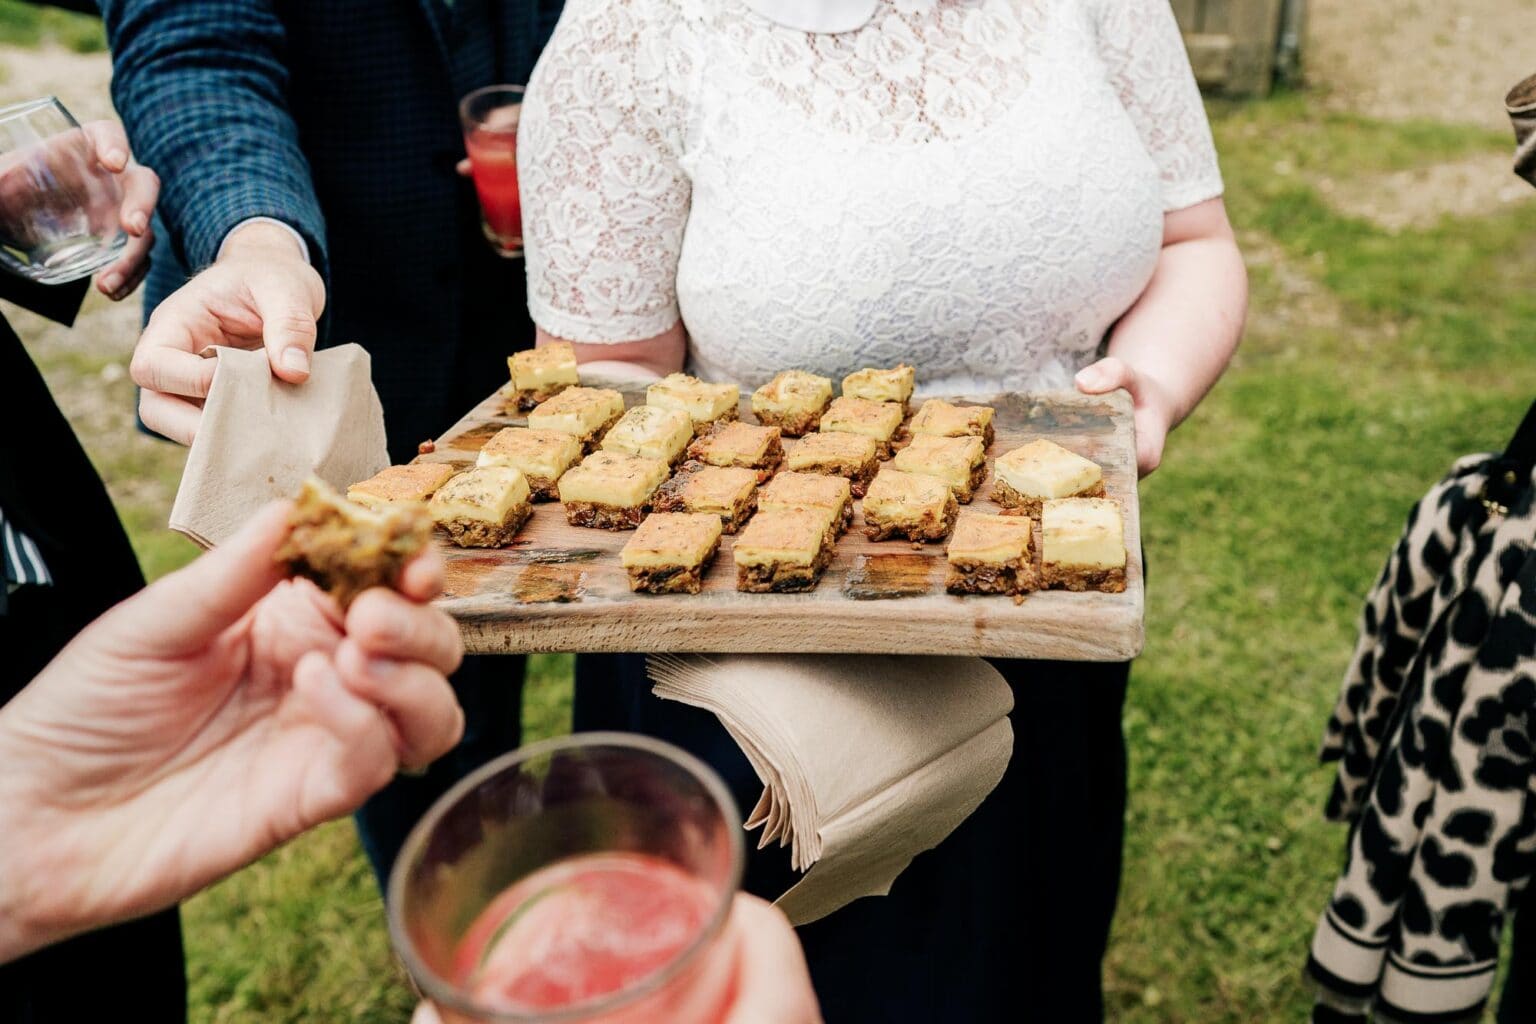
[1307,444,1536,1022]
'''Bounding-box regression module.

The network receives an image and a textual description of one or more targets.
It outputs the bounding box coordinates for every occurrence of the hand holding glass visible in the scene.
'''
[0,97,128,283]
[460,85,524,259]
[390,734,744,1024]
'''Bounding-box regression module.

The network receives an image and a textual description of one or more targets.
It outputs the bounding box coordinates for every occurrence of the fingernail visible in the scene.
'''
[105,148,127,167]
[129,212,147,233]
[281,347,310,373]
[367,657,401,679]
[1076,367,1106,389]
[99,273,122,294]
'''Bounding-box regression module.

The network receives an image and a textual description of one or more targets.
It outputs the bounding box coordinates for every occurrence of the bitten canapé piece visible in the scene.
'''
[621,512,724,595]
[733,508,834,593]
[820,396,905,457]
[647,373,741,427]
[992,439,1106,518]
[507,341,579,411]
[945,514,1039,596]
[784,431,881,497]
[276,478,432,609]
[601,405,695,465]
[527,387,626,450]
[907,399,995,447]
[477,427,583,501]
[862,466,959,542]
[428,466,532,548]
[346,462,456,511]
[1040,497,1127,593]
[685,421,784,477]
[756,471,853,543]
[751,370,833,437]
[557,450,671,530]
[893,434,988,503]
[651,465,760,533]
[841,364,915,406]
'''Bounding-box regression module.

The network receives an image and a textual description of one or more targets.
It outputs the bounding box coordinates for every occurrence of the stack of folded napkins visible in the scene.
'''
[648,654,1014,925]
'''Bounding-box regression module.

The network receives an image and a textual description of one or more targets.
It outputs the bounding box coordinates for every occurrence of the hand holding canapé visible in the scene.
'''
[131,219,325,445]
[0,502,463,964]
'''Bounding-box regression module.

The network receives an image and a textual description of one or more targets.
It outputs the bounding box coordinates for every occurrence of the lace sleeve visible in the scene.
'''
[1090,0,1224,212]
[519,0,690,342]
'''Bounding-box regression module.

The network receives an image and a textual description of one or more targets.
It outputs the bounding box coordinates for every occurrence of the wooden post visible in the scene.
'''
[1169,0,1201,25]
[1170,0,1234,93]
[1207,0,1285,97]
[1184,33,1235,89]
[1275,0,1308,88]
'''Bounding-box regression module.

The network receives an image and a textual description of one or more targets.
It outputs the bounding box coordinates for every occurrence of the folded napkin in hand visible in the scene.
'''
[169,344,389,547]
[648,654,1014,925]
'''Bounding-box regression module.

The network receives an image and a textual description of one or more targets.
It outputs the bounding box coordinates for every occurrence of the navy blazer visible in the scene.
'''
[100,0,564,458]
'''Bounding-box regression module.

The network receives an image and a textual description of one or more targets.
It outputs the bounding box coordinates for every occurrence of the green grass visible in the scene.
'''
[1103,95,1533,1021]
[63,88,1531,1022]
[0,1,106,54]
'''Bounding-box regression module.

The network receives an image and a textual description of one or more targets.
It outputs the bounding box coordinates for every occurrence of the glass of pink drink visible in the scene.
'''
[389,734,745,1024]
[459,85,525,259]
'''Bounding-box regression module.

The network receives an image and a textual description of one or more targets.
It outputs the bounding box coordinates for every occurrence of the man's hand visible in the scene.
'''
[82,120,159,301]
[0,119,158,301]
[1074,356,1176,477]
[0,503,463,962]
[131,220,324,445]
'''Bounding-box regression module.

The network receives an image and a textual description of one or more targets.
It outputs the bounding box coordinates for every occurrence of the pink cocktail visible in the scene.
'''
[460,86,525,258]
[389,735,743,1024]
[453,853,728,1020]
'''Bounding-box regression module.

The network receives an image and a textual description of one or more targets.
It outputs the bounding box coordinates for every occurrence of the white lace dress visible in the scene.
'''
[519,0,1223,394]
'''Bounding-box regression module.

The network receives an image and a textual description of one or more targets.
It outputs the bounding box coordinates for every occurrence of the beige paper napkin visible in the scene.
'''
[169,344,389,547]
[648,654,1014,926]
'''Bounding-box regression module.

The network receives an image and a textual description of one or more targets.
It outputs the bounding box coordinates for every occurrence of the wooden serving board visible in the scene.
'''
[418,387,1143,660]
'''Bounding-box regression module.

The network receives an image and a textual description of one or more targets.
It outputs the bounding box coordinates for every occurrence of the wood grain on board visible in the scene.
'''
[417,387,1144,661]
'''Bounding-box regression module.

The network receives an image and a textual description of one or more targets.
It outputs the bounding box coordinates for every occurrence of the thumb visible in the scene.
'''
[122,502,293,652]
[250,270,320,384]
[1074,356,1137,398]
[81,120,130,173]
[723,895,823,1024]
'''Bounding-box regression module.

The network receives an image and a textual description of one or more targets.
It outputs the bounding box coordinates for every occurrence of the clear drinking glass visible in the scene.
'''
[459,85,525,259]
[389,733,744,1024]
[0,97,126,284]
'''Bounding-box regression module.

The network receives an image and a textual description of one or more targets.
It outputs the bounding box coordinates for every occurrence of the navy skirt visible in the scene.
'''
[575,653,1130,1023]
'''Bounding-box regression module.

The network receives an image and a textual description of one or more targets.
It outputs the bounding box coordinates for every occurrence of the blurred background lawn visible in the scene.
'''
[0,0,103,53]
[6,1,1536,1021]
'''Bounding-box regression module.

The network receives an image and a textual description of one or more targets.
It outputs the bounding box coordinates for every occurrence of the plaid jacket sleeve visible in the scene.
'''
[538,0,563,43]
[98,0,329,282]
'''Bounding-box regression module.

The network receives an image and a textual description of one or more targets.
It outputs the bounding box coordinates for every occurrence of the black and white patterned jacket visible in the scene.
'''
[1308,411,1536,1022]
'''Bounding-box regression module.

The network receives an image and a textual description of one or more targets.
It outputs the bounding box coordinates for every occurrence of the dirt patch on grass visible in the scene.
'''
[1236,230,1345,341]
[0,43,115,118]
[1317,150,1533,231]
[1308,0,1536,132]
